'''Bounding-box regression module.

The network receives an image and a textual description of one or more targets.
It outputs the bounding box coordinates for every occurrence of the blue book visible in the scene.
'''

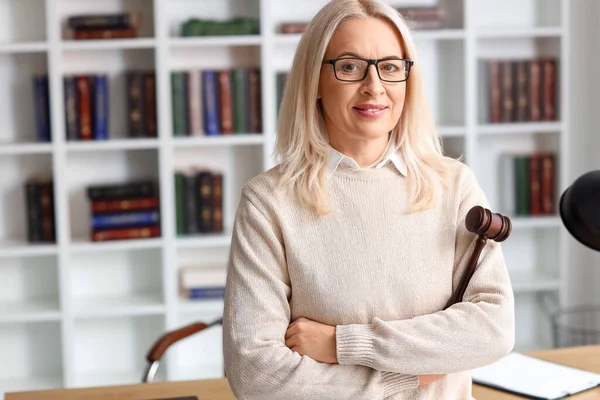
[91,210,159,229]
[92,75,109,140]
[202,70,220,135]
[188,287,226,299]
[33,75,51,142]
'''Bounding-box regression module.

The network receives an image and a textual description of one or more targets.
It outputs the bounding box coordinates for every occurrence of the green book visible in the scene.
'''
[174,172,187,235]
[171,72,185,136]
[232,68,249,133]
[514,155,531,216]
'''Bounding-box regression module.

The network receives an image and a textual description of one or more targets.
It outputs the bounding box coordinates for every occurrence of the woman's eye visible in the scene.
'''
[340,63,358,71]
[381,63,399,72]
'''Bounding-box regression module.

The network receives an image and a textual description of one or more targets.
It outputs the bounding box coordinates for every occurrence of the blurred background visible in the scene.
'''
[0,0,599,396]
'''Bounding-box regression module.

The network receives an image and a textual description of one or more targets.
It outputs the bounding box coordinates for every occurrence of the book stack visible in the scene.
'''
[174,169,224,236]
[179,265,227,300]
[395,6,444,30]
[32,74,51,142]
[66,13,141,40]
[279,22,309,34]
[171,68,262,136]
[87,181,161,242]
[500,152,557,216]
[25,177,56,243]
[180,18,259,37]
[483,58,558,123]
[126,71,158,138]
[64,75,109,141]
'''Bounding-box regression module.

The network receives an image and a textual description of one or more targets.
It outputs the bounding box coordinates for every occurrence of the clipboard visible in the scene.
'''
[471,353,600,400]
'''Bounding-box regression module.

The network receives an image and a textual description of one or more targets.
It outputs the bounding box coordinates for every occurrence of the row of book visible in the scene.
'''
[483,58,558,124]
[66,12,141,40]
[25,177,56,243]
[174,169,224,236]
[395,6,445,30]
[500,152,557,216]
[181,18,259,37]
[87,181,161,242]
[179,265,226,300]
[171,68,262,136]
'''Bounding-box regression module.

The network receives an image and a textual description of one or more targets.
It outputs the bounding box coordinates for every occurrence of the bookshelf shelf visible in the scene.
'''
[177,299,225,315]
[0,42,49,54]
[0,241,58,259]
[510,216,562,230]
[70,237,164,253]
[0,299,61,323]
[176,233,232,249]
[72,294,165,319]
[172,134,265,148]
[0,143,53,155]
[478,122,563,135]
[65,139,160,152]
[0,0,572,395]
[476,26,564,39]
[168,35,262,48]
[60,38,157,51]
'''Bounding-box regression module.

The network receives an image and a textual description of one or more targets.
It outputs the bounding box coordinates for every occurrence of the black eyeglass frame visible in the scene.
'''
[322,57,414,83]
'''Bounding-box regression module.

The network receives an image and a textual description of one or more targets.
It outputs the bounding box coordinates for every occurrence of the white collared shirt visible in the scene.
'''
[327,139,408,179]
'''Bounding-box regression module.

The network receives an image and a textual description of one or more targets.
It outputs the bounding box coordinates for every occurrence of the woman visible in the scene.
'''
[223,0,515,398]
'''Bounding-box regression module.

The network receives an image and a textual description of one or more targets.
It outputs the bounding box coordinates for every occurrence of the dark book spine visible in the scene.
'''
[500,61,514,122]
[87,181,157,200]
[196,171,213,233]
[33,75,51,142]
[144,73,157,137]
[25,182,42,242]
[92,226,160,242]
[218,70,234,134]
[182,72,191,135]
[514,61,529,122]
[542,58,557,121]
[211,172,223,233]
[185,174,198,234]
[187,287,226,299]
[127,72,145,137]
[174,173,187,235]
[67,13,139,30]
[92,75,109,140]
[248,68,262,133]
[77,75,93,140]
[202,70,220,135]
[64,76,79,141]
[171,72,186,136]
[73,28,137,40]
[529,154,542,216]
[91,197,159,213]
[91,210,160,229]
[528,60,542,121]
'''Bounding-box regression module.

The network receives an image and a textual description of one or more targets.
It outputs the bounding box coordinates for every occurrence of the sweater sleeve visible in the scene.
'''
[335,166,515,375]
[223,189,419,400]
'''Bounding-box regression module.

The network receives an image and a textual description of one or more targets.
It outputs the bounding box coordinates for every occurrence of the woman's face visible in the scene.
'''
[318,16,407,143]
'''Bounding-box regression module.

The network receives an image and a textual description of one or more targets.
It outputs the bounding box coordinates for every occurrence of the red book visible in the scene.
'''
[92,226,160,241]
[91,197,159,213]
[218,70,233,134]
[76,76,93,140]
[73,28,137,40]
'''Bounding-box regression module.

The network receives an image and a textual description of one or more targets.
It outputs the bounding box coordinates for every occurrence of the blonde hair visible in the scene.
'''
[274,0,450,215]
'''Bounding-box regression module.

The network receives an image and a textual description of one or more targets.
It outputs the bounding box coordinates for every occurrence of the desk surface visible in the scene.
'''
[7,345,600,400]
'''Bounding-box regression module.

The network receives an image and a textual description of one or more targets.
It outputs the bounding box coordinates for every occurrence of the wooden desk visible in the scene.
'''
[472,345,600,399]
[7,345,600,400]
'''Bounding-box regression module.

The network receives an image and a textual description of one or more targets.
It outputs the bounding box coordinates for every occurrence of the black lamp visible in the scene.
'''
[559,170,600,252]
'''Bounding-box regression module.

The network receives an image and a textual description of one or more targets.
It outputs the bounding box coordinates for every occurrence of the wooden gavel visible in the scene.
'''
[444,205,512,310]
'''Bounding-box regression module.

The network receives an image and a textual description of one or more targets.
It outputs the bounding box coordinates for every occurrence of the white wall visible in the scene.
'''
[567,1,600,307]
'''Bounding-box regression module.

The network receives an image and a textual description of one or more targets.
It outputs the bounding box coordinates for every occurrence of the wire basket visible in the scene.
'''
[550,306,600,348]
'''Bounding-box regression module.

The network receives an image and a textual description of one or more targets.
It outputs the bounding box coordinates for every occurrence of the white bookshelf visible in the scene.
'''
[0,0,571,396]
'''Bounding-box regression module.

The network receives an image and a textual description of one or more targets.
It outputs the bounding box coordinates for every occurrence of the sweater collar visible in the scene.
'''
[326,139,408,179]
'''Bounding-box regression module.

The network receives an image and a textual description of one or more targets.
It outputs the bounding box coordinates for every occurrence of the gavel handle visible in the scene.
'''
[444,236,488,310]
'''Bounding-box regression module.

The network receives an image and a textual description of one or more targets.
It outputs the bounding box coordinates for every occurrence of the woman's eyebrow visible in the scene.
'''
[335,51,403,59]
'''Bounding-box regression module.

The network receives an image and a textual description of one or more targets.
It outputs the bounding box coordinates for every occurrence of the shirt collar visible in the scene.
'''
[326,139,408,179]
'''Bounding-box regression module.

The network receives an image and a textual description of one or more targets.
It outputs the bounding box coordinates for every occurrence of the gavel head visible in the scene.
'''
[465,205,512,242]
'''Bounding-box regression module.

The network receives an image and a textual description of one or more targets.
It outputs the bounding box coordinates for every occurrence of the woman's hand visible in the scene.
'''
[285,317,338,364]
[418,374,446,386]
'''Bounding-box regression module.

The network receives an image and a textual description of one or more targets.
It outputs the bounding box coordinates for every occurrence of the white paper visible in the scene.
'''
[471,352,600,400]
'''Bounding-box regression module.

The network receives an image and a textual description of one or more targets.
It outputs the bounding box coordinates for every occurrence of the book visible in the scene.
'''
[472,352,600,399]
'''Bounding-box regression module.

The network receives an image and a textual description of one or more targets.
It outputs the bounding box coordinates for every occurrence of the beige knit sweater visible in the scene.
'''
[223,158,515,400]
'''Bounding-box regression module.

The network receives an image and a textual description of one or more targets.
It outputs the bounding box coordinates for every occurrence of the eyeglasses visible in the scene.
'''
[322,57,414,83]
